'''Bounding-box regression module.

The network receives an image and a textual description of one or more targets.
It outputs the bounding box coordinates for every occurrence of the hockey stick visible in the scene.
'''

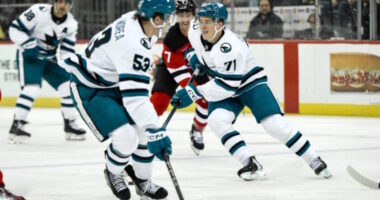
[162,67,200,128]
[162,150,184,200]
[160,68,200,200]
[347,165,380,189]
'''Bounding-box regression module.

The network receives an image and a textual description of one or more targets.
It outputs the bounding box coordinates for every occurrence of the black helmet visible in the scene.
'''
[175,0,196,14]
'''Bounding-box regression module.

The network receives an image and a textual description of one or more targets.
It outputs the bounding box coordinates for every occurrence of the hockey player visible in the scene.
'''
[150,0,209,155]
[8,0,86,143]
[0,170,25,200]
[1,94,25,199]
[58,0,175,199]
[171,3,332,181]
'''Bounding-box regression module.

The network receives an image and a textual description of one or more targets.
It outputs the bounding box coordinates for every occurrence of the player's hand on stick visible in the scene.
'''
[185,48,206,76]
[171,83,202,109]
[146,127,172,161]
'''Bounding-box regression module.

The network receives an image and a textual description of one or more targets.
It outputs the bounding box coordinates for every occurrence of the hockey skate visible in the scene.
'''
[310,157,332,179]
[0,186,25,200]
[8,119,31,144]
[237,156,266,181]
[64,119,86,141]
[104,168,131,200]
[189,125,204,156]
[125,165,168,200]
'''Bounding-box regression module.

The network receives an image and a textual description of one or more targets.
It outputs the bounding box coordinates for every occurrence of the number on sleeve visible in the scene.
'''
[24,10,35,21]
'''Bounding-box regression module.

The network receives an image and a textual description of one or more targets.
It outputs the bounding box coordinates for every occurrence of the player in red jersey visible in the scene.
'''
[150,0,209,155]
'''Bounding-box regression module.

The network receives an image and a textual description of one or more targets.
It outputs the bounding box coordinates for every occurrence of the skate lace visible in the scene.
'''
[191,131,203,143]
[69,120,82,130]
[17,120,27,130]
[310,157,322,170]
[109,173,127,192]
[140,180,160,194]
[252,158,263,170]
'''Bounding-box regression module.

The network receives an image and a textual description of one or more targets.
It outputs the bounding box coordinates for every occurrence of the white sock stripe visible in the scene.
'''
[288,135,308,153]
[195,106,208,115]
[173,73,191,84]
[60,98,73,104]
[167,65,188,74]
[107,146,130,163]
[16,98,34,108]
[223,135,244,150]
[105,155,128,174]
[194,116,208,124]
[70,82,104,141]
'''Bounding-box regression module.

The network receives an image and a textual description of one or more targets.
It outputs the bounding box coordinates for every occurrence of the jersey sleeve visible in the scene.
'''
[116,48,161,131]
[9,5,39,48]
[197,49,245,102]
[162,44,191,87]
[60,18,78,60]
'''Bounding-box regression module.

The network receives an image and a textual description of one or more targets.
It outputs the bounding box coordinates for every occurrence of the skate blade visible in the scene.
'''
[318,168,333,179]
[65,133,86,141]
[239,170,267,181]
[191,145,201,156]
[8,135,30,144]
[139,195,168,200]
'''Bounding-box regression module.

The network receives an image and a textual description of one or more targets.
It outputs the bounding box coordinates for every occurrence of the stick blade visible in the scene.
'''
[347,165,380,189]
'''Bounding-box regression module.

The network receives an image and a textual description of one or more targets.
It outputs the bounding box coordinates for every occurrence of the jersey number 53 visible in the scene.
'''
[133,54,151,72]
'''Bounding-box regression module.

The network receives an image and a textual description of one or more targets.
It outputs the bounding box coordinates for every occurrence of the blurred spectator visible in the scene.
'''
[271,0,304,6]
[338,0,360,39]
[378,0,380,39]
[362,0,370,39]
[359,0,380,39]
[299,0,315,5]
[0,7,19,40]
[338,0,379,39]
[295,13,335,39]
[321,0,341,36]
[246,0,283,39]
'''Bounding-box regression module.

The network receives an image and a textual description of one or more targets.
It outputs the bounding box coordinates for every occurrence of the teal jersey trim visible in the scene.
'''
[62,38,76,46]
[214,78,239,92]
[16,18,30,34]
[119,74,150,84]
[120,89,149,97]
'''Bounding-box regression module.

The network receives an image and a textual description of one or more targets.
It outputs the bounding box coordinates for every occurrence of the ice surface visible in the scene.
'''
[1,108,379,200]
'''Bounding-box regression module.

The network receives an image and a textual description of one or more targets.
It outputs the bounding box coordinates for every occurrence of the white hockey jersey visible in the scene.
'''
[9,4,77,59]
[188,19,268,102]
[60,11,161,131]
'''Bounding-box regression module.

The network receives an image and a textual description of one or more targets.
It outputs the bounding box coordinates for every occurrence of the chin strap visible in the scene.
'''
[150,18,166,38]
[208,24,224,41]
[149,15,175,38]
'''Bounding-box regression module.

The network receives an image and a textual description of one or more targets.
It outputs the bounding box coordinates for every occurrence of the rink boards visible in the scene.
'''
[0,40,380,116]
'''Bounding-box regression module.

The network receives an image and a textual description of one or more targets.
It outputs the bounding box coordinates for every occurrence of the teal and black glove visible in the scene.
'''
[171,82,202,109]
[146,127,172,161]
[185,48,205,76]
[22,39,39,59]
